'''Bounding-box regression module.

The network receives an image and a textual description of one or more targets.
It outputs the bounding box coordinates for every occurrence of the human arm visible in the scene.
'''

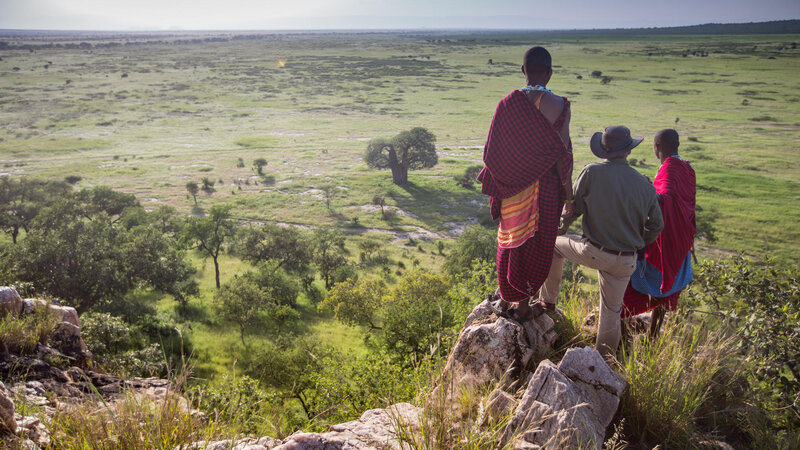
[559,165,586,234]
[558,106,574,218]
[643,195,664,245]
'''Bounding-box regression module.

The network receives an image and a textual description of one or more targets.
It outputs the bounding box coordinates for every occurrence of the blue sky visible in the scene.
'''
[0,0,798,30]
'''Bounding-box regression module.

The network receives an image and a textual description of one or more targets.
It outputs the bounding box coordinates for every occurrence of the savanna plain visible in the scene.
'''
[0,30,799,448]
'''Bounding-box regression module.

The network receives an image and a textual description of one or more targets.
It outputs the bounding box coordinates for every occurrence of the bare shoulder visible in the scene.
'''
[542,91,565,108]
[539,92,567,122]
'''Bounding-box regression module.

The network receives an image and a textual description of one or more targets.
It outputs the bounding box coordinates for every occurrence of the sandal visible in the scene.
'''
[488,300,535,324]
[533,300,557,312]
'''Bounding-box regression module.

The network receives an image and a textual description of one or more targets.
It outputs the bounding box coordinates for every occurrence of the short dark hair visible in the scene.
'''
[523,46,552,72]
[655,129,680,152]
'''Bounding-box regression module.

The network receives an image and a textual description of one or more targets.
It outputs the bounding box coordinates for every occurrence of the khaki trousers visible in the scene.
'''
[538,235,636,357]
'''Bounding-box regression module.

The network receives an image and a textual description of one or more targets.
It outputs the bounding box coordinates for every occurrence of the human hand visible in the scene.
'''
[558,219,569,235]
[562,202,574,219]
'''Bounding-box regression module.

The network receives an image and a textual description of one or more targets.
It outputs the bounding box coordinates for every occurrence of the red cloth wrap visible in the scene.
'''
[622,157,696,317]
[478,90,572,302]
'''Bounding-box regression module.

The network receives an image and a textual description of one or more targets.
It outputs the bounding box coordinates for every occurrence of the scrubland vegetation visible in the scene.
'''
[0,28,798,448]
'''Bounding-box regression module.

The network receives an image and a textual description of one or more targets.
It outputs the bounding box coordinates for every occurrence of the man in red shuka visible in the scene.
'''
[622,129,696,337]
[477,46,573,322]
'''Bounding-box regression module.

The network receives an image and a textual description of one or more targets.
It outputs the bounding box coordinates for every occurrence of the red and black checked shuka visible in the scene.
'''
[478,90,572,302]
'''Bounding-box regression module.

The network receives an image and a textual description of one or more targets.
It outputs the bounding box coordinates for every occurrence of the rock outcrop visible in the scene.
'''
[500,346,626,449]
[0,287,23,318]
[275,403,420,450]
[176,403,419,450]
[0,381,16,435]
[436,298,558,396]
[0,287,185,449]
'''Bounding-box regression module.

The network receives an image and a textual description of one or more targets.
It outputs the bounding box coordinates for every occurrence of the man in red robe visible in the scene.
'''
[622,129,696,336]
[478,46,573,322]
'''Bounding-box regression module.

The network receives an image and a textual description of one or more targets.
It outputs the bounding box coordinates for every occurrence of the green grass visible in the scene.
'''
[2,30,799,396]
[1,32,797,267]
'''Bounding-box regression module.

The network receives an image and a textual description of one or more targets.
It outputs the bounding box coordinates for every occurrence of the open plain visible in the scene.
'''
[1,31,798,260]
[2,29,800,378]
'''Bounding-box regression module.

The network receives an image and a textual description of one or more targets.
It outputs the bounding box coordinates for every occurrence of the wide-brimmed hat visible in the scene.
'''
[589,126,643,159]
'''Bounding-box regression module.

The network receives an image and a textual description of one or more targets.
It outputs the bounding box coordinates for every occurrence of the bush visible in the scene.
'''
[0,303,60,355]
[442,225,496,276]
[687,256,800,433]
[188,374,283,436]
[617,318,741,447]
[81,312,169,377]
[453,165,483,189]
[382,269,452,360]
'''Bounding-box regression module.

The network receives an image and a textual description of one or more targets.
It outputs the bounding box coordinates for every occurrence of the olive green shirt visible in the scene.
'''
[570,158,663,252]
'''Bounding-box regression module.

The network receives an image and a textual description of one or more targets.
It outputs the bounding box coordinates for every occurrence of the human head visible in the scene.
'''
[521,46,552,85]
[654,129,679,162]
[589,126,643,160]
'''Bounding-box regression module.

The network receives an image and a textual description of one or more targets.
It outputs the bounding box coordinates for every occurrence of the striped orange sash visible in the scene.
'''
[497,181,540,249]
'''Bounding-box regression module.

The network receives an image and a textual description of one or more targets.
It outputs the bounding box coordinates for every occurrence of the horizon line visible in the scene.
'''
[1,19,798,34]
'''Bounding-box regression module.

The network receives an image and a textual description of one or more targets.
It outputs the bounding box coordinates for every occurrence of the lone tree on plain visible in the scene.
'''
[372,193,387,218]
[186,181,199,205]
[364,127,437,186]
[253,158,268,175]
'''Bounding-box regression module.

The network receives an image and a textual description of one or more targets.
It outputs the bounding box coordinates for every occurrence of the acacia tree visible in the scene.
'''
[252,158,268,175]
[233,224,311,274]
[183,205,236,289]
[319,278,385,330]
[364,127,437,186]
[9,190,195,313]
[0,177,71,243]
[186,181,199,206]
[311,227,347,289]
[216,275,268,345]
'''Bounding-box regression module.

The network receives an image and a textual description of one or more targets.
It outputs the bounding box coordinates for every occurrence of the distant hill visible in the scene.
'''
[580,19,800,35]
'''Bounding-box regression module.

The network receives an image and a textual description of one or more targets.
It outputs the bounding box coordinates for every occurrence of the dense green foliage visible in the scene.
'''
[441,225,497,276]
[687,257,800,434]
[233,224,312,274]
[4,186,195,313]
[0,177,71,244]
[453,165,483,189]
[81,312,166,377]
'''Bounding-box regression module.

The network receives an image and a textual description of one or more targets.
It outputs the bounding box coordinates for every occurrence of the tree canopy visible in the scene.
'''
[364,127,437,185]
[233,224,312,275]
[182,204,236,289]
[7,187,195,313]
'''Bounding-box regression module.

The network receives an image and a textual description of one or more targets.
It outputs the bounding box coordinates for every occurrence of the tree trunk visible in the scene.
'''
[240,325,246,346]
[391,166,408,186]
[213,256,221,289]
[296,393,312,419]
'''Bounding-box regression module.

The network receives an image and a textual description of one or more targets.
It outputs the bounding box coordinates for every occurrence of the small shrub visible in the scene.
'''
[0,305,60,355]
[453,165,483,189]
[617,318,741,447]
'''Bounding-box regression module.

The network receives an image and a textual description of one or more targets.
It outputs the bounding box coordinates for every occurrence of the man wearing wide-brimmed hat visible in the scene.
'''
[537,125,664,358]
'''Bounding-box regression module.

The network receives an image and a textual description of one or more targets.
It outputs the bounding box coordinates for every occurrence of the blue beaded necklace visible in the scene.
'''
[521,84,553,94]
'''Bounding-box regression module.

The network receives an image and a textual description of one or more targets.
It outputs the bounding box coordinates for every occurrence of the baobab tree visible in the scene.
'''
[364,127,437,186]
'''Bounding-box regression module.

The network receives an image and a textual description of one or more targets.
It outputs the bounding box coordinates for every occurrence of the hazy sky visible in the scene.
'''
[1,0,798,30]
